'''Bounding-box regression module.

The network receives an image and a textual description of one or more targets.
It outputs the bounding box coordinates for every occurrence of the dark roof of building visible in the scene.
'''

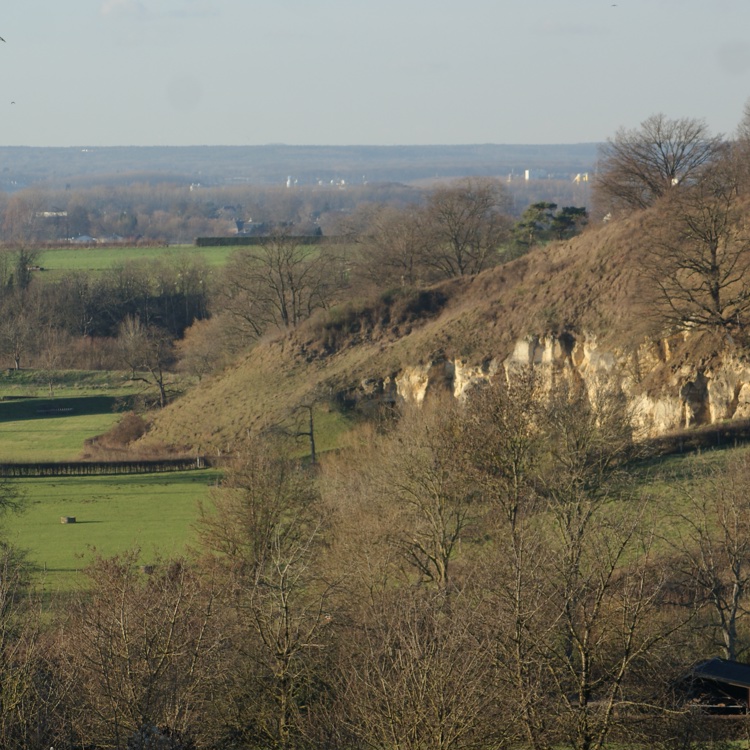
[691,658,750,688]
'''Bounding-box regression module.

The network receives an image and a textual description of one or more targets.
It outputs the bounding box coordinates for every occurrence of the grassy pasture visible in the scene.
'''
[5,470,219,592]
[0,369,220,592]
[0,368,137,398]
[0,409,124,462]
[0,372,139,462]
[35,244,237,276]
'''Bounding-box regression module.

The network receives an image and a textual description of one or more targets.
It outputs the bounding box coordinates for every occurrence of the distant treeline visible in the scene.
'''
[0,143,600,192]
[196,235,331,247]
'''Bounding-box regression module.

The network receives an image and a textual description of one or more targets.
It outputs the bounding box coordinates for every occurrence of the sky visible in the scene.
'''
[1,0,750,148]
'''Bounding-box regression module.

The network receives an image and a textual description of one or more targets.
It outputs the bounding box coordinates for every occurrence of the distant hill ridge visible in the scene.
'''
[0,143,599,191]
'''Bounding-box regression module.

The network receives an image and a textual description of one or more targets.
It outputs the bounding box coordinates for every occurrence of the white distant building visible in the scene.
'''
[37,210,67,218]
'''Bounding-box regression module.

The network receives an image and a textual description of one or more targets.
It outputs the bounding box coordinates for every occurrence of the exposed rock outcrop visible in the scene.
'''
[355,331,750,440]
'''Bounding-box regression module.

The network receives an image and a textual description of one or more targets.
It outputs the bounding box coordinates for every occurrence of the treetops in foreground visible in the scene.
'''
[0,379,747,748]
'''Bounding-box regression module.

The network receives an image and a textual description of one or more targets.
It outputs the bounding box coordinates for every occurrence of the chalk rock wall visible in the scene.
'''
[360,332,750,439]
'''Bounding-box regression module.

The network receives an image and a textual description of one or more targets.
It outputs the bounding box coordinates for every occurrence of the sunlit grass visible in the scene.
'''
[0,392,134,462]
[0,414,124,462]
[0,368,136,398]
[0,371,221,593]
[4,470,220,592]
[35,244,237,276]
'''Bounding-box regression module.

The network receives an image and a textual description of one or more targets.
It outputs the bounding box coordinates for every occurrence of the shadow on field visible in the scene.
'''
[0,395,134,422]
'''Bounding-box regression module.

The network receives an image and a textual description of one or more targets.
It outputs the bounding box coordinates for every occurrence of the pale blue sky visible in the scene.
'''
[2,0,749,147]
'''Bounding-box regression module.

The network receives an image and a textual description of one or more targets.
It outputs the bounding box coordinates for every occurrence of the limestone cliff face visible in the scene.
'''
[361,332,750,439]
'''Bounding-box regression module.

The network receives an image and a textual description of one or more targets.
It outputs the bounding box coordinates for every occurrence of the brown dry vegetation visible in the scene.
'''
[144,211,674,456]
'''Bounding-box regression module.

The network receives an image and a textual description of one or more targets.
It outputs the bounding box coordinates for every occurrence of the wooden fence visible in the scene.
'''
[0,457,207,478]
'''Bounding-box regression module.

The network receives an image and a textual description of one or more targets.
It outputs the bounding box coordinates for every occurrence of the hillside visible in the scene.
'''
[145,212,683,455]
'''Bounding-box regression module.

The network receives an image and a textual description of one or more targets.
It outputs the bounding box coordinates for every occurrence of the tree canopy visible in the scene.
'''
[595,113,724,214]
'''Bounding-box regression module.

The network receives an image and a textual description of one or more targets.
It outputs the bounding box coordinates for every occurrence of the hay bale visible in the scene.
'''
[60,516,76,524]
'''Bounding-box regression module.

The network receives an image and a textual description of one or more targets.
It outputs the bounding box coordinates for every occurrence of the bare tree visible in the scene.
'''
[595,113,724,214]
[174,317,228,381]
[463,371,543,531]
[0,546,66,750]
[0,291,37,370]
[350,203,432,290]
[423,177,512,278]
[118,316,175,408]
[369,399,479,592]
[61,550,223,750]
[197,443,320,579]
[462,374,553,749]
[340,586,504,750]
[197,441,335,750]
[2,192,47,243]
[46,271,108,337]
[644,165,750,333]
[732,97,750,196]
[530,384,675,750]
[217,230,343,345]
[467,378,679,750]
[34,324,71,396]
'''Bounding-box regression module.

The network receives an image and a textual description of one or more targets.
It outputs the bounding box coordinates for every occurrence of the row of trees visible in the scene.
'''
[341,178,588,292]
[0,377,748,748]
[0,253,210,379]
[345,177,511,287]
[209,177,513,340]
[0,181,421,244]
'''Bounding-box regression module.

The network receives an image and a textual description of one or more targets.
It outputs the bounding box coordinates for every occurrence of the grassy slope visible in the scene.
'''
[146,213,663,455]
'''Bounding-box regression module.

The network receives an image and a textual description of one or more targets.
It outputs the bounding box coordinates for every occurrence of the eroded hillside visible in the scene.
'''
[144,210,747,455]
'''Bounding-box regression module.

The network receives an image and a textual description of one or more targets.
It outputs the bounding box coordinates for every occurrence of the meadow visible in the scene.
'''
[0,369,218,590]
[0,370,140,461]
[5,470,219,592]
[35,243,237,276]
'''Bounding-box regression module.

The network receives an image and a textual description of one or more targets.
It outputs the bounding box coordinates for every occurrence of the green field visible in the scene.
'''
[5,470,219,592]
[0,368,139,398]
[0,370,142,463]
[0,395,133,462]
[35,244,237,275]
[0,369,217,591]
